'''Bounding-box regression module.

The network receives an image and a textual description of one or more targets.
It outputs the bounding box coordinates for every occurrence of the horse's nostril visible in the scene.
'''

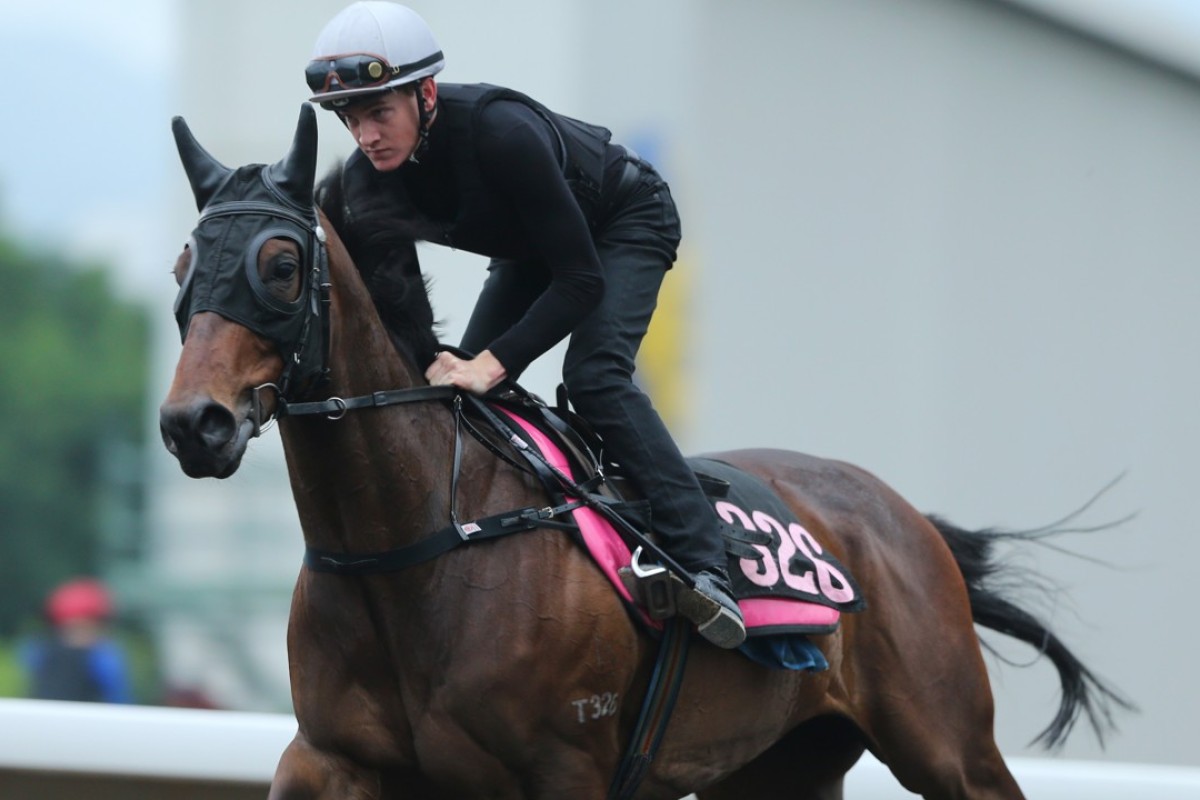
[159,398,244,478]
[196,403,237,450]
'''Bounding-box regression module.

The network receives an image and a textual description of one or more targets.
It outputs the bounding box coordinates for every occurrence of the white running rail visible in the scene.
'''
[3,699,1200,798]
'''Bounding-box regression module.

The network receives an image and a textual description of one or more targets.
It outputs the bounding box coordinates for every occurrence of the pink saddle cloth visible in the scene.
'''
[500,409,864,637]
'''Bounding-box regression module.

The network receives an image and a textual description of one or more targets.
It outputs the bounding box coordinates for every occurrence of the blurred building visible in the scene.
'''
[142,0,1200,767]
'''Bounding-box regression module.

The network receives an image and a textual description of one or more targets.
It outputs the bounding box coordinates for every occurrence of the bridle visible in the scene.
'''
[173,198,331,437]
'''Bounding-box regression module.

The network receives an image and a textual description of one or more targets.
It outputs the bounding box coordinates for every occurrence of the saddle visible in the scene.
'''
[476,383,867,671]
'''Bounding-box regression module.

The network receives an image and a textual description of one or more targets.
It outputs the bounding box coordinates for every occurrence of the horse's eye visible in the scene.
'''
[256,239,303,302]
[270,256,300,282]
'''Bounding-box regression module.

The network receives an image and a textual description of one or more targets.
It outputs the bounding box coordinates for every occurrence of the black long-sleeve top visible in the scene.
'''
[355,94,626,377]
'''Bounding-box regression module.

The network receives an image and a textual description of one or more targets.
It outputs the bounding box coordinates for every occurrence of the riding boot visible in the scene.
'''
[675,566,746,649]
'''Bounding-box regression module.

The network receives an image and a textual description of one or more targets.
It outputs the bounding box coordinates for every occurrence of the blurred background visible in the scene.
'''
[0,0,1196,770]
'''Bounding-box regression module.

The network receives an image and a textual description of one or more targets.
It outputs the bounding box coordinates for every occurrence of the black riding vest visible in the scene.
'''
[360,83,614,257]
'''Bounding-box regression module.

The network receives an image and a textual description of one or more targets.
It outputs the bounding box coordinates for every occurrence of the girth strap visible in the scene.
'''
[608,617,692,800]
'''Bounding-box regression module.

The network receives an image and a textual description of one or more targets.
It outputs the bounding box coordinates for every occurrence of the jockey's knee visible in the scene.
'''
[563,363,635,415]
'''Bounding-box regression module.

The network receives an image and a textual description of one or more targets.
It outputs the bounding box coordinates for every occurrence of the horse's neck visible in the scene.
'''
[279,248,453,555]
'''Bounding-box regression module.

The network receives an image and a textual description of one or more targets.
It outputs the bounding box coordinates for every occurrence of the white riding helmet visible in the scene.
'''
[306,2,445,108]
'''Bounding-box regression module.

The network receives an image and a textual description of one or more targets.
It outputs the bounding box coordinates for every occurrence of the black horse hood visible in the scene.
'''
[171,106,329,396]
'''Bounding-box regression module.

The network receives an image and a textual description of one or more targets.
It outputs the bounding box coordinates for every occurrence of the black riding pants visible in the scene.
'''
[459,158,725,573]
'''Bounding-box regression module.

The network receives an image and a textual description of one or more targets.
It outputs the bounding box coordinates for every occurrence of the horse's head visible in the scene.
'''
[160,105,330,478]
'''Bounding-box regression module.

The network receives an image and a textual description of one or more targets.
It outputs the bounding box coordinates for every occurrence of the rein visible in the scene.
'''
[288,383,596,573]
[293,385,587,573]
[275,384,457,419]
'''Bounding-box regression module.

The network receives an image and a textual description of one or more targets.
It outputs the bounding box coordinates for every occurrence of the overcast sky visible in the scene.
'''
[0,0,177,298]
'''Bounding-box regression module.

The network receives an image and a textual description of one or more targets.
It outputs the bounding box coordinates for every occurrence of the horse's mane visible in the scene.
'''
[315,161,440,372]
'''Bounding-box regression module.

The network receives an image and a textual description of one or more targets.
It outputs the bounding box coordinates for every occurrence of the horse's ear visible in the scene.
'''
[268,104,318,208]
[172,116,233,212]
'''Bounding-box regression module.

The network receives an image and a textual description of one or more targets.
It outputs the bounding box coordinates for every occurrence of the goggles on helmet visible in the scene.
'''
[305,51,442,96]
[306,53,397,94]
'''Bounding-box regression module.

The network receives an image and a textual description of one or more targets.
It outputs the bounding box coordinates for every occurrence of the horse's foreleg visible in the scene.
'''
[268,735,383,800]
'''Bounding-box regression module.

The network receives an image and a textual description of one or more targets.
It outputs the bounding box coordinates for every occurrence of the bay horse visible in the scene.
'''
[159,105,1129,799]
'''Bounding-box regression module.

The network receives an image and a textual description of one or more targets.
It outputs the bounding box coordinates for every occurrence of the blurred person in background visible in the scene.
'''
[20,577,133,703]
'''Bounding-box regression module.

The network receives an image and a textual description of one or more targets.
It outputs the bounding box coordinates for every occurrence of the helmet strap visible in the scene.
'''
[409,78,434,164]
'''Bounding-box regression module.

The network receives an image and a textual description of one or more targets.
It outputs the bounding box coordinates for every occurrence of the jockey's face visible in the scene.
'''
[338,82,435,172]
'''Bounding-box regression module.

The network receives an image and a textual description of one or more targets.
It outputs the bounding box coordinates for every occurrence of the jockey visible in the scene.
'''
[305,1,745,648]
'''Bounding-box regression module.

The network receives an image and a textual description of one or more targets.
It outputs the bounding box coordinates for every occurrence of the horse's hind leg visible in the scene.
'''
[697,717,865,800]
[856,616,1026,798]
[884,736,1023,800]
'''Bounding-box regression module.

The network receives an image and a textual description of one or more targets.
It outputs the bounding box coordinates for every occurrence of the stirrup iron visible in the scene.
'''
[620,546,679,621]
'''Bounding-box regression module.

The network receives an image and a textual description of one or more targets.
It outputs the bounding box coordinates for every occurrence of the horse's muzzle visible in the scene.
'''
[160,397,253,478]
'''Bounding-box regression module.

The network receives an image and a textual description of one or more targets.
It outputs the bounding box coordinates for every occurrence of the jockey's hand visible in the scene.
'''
[425,350,508,394]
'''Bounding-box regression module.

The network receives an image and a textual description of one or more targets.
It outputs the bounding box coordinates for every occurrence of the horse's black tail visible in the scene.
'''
[926,513,1136,750]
